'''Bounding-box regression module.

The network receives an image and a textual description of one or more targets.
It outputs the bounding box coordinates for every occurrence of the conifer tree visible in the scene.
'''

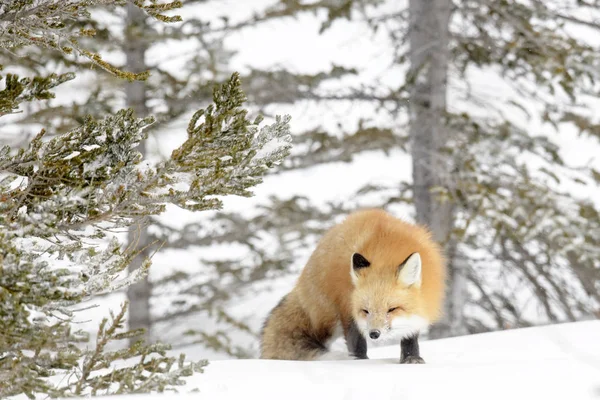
[214,0,600,338]
[0,0,292,396]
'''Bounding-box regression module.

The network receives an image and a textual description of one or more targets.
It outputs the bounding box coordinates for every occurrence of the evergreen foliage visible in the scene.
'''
[3,0,314,355]
[0,0,183,80]
[0,1,292,397]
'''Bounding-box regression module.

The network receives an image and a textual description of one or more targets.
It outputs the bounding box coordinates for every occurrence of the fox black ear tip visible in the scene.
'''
[352,253,370,269]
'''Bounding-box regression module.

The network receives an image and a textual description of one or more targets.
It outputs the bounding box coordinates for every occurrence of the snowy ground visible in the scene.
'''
[99,320,600,400]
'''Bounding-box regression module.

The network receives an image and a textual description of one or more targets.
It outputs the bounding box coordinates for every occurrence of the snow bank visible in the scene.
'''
[100,320,600,400]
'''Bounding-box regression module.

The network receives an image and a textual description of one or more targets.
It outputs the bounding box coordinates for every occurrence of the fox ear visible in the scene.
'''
[350,253,370,285]
[397,252,422,287]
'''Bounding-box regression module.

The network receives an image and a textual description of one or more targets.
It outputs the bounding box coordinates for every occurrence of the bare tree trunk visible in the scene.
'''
[408,0,467,338]
[124,3,151,344]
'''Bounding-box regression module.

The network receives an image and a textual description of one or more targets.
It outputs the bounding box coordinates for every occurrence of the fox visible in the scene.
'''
[260,208,446,364]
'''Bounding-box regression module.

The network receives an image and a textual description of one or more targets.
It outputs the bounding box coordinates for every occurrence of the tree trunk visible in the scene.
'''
[408,0,467,338]
[124,3,151,344]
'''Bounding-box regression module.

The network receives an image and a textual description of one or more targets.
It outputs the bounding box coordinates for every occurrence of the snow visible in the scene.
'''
[95,320,600,400]
[62,151,80,160]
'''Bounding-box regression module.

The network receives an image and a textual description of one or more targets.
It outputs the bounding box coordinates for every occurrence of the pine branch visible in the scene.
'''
[0,71,74,117]
[0,72,291,396]
[69,302,207,396]
[0,0,183,80]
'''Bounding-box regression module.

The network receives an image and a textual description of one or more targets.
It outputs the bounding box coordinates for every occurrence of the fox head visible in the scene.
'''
[350,252,430,343]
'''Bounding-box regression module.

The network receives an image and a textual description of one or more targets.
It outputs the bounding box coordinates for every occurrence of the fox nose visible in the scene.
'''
[369,330,381,340]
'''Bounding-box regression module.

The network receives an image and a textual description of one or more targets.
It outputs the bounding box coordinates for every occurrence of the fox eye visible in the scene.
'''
[388,307,399,313]
[361,309,369,315]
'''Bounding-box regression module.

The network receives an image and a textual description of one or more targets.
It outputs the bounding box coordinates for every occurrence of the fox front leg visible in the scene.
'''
[400,334,425,364]
[345,319,368,359]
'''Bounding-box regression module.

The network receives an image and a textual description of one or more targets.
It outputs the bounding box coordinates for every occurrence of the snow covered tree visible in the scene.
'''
[446,0,600,332]
[0,0,291,397]
[0,0,307,352]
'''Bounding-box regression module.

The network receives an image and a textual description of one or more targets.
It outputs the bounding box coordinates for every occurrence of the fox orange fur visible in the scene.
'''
[260,208,446,363]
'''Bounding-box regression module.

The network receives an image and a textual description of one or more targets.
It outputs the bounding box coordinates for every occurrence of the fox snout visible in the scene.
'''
[360,313,389,340]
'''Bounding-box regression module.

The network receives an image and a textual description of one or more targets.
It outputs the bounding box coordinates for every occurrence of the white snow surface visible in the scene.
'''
[98,321,599,400]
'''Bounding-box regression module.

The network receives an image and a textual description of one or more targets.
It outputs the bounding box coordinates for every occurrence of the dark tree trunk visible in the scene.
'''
[408,0,467,338]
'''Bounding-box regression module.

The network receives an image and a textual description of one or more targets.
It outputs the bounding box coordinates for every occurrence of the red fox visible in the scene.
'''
[260,208,446,363]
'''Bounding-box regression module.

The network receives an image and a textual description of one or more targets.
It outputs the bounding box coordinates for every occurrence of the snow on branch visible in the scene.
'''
[0,0,182,80]
[0,72,291,397]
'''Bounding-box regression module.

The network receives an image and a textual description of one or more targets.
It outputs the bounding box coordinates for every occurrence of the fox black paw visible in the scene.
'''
[400,356,425,364]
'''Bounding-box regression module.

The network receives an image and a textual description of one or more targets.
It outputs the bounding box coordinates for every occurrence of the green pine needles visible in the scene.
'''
[0,1,292,398]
